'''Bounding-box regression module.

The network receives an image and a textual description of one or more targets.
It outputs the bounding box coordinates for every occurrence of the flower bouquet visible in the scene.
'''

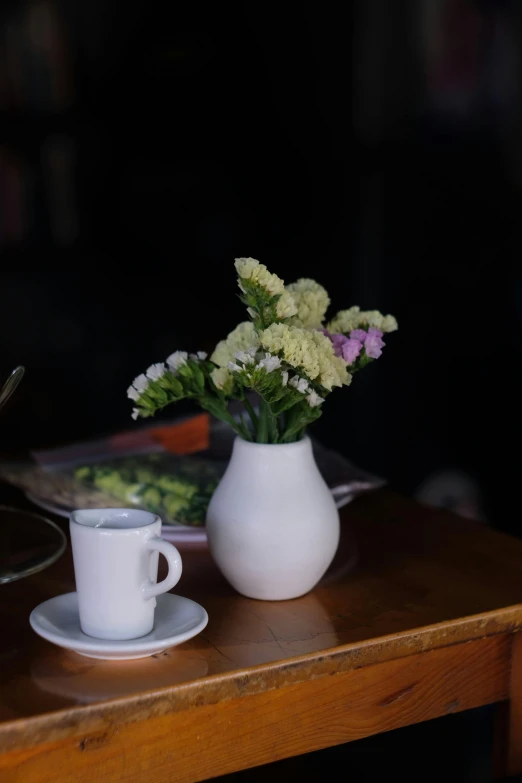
[128,258,398,600]
[127,258,398,444]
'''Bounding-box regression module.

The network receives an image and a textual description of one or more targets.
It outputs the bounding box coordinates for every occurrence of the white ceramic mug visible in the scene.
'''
[70,508,182,640]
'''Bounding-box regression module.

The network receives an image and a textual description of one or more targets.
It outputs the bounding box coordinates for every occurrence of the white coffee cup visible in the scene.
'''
[70,508,182,640]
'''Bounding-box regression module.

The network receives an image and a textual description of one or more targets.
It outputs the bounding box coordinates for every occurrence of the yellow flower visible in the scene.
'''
[234,257,285,296]
[260,323,351,391]
[210,322,259,368]
[275,290,298,319]
[210,367,234,394]
[381,314,399,332]
[327,307,398,334]
[286,278,330,329]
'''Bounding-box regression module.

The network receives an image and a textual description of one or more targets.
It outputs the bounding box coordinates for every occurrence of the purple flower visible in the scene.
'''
[330,333,348,356]
[322,329,363,365]
[321,330,344,356]
[341,338,363,364]
[350,329,367,343]
[365,327,385,359]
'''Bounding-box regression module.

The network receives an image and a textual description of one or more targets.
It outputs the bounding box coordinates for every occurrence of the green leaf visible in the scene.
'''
[191,363,206,393]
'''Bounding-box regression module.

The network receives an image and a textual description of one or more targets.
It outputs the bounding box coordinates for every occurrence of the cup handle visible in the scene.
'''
[142,537,183,600]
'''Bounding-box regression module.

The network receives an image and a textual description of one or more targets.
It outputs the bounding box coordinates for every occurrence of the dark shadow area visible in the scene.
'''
[2,0,521,533]
[214,706,495,783]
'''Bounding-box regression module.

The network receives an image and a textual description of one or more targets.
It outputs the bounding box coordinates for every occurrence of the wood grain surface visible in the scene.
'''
[2,488,522,780]
[0,635,510,783]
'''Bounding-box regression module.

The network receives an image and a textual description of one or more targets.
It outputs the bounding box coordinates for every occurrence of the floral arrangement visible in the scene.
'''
[127,258,398,443]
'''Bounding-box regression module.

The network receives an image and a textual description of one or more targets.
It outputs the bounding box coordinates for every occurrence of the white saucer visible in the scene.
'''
[30,592,208,660]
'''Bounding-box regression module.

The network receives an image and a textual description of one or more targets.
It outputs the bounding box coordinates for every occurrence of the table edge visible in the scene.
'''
[2,603,522,754]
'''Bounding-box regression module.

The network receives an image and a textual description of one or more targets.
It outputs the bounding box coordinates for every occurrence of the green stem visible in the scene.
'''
[257,398,269,443]
[242,395,259,432]
[239,411,252,438]
[280,405,305,443]
[235,414,252,441]
[267,409,278,443]
[257,397,281,443]
[255,292,267,330]
[199,397,251,441]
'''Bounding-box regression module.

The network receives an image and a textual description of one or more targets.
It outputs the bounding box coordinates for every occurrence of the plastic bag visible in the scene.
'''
[0,414,384,528]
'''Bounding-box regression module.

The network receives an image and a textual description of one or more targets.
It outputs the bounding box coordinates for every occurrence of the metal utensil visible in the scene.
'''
[0,366,24,413]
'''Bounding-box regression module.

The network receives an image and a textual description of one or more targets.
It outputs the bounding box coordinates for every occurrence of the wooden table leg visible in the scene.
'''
[500,632,522,778]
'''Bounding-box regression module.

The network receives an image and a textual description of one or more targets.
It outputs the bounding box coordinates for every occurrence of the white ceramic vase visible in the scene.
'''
[206,436,340,600]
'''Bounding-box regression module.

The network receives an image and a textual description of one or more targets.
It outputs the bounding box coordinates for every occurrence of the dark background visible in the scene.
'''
[1,0,521,531]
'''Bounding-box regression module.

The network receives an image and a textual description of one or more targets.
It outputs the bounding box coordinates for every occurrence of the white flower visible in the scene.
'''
[166,351,188,371]
[281,370,289,386]
[258,352,282,373]
[307,390,324,408]
[289,375,309,394]
[127,385,140,401]
[131,408,140,420]
[189,351,208,361]
[127,373,148,400]
[133,373,148,392]
[228,361,242,373]
[234,350,255,365]
[247,346,258,356]
[146,363,166,382]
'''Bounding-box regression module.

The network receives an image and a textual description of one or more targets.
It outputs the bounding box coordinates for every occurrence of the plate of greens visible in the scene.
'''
[14,453,225,544]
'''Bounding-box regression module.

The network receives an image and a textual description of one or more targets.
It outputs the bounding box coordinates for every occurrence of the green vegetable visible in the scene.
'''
[139,486,162,510]
[163,493,190,517]
[73,454,223,527]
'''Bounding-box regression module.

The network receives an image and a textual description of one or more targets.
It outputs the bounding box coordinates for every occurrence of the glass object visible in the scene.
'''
[0,505,66,584]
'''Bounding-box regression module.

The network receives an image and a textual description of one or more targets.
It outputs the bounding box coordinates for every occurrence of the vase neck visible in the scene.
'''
[231,436,313,465]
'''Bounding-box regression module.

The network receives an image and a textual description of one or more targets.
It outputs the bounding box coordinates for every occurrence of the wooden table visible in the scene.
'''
[2,489,522,783]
